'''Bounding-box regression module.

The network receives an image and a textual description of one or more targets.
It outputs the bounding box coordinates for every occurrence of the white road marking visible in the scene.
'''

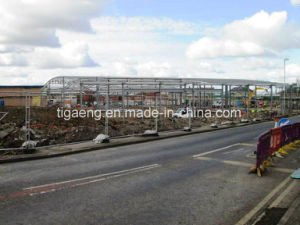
[195,156,251,166]
[273,168,295,174]
[194,157,294,174]
[70,166,160,189]
[240,143,257,147]
[23,164,160,191]
[234,176,292,225]
[223,148,245,155]
[192,143,241,158]
[193,142,257,158]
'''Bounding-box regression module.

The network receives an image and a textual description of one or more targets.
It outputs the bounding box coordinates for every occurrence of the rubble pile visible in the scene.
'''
[0,107,271,148]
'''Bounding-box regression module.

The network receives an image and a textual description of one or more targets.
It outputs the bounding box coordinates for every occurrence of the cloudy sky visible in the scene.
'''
[0,0,300,85]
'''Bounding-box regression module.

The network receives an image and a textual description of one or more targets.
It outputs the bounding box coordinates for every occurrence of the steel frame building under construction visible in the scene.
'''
[42,76,285,111]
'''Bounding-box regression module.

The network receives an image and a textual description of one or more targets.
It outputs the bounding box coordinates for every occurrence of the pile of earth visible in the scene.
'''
[0,107,215,148]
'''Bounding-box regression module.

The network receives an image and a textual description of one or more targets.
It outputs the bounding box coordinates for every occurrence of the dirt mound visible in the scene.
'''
[0,107,202,148]
[0,106,271,148]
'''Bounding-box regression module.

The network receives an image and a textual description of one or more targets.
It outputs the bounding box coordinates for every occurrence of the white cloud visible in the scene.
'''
[0,41,97,68]
[0,15,198,78]
[187,38,265,58]
[0,0,104,69]
[55,17,203,77]
[0,56,297,85]
[95,58,175,78]
[0,45,14,53]
[0,53,27,67]
[136,61,172,77]
[58,16,195,63]
[286,64,300,81]
[0,45,33,53]
[0,7,299,86]
[187,11,300,59]
[0,0,107,47]
[0,68,31,85]
[91,17,199,35]
[29,41,98,68]
[236,58,280,71]
[291,0,300,6]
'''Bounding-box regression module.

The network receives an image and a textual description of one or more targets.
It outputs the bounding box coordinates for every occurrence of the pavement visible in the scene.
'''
[277,191,300,225]
[0,117,300,225]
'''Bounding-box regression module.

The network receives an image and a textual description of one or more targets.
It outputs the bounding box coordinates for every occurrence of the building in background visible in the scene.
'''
[0,86,43,107]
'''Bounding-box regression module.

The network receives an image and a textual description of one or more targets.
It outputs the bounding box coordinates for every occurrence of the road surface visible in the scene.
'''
[1,117,300,225]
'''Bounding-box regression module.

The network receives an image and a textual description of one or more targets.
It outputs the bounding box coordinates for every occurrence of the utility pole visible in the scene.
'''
[283,58,289,115]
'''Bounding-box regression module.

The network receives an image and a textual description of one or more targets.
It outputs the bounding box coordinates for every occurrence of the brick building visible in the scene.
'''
[0,85,43,107]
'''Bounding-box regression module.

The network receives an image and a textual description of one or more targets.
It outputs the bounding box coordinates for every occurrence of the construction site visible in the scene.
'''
[0,76,299,149]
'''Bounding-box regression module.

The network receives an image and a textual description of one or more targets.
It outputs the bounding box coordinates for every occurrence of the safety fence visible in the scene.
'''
[250,122,300,176]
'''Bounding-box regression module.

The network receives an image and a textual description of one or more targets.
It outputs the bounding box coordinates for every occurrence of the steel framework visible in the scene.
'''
[43,76,284,109]
[43,76,283,95]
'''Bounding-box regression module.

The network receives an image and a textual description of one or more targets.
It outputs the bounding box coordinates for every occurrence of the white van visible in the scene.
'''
[212,99,223,108]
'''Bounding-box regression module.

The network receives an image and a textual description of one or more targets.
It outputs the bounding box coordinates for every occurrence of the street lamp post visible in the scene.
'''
[283,58,289,115]
[297,79,300,113]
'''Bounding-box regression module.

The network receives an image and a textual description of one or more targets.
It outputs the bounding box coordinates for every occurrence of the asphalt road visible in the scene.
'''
[1,117,300,225]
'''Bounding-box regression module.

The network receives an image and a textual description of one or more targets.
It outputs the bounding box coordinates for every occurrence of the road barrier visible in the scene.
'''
[294,123,300,141]
[255,131,271,176]
[250,122,300,176]
[270,128,282,157]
